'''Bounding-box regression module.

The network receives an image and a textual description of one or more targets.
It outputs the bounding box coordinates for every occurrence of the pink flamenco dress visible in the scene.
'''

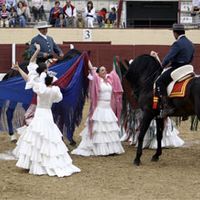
[72,69,125,156]
[13,81,80,177]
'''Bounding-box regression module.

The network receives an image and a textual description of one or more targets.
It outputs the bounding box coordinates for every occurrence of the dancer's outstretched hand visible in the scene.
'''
[11,62,20,71]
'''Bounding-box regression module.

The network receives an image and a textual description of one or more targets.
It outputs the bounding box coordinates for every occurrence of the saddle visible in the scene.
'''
[167,65,194,97]
[152,65,194,110]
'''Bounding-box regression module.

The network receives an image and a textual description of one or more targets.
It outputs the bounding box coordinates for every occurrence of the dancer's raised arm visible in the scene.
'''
[29,43,41,63]
[12,62,28,81]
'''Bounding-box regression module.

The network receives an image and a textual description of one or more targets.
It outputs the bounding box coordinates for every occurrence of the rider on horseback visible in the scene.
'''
[151,23,195,118]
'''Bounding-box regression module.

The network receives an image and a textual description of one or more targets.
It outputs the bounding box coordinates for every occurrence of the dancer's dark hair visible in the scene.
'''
[45,74,53,86]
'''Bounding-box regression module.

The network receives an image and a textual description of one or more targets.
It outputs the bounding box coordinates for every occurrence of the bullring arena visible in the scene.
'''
[1,4,200,200]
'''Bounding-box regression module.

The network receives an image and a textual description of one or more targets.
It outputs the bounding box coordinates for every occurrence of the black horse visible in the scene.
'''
[125,54,199,166]
[0,48,82,143]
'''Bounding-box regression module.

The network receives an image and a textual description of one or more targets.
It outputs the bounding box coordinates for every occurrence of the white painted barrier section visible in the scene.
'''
[12,43,16,65]
[0,73,6,81]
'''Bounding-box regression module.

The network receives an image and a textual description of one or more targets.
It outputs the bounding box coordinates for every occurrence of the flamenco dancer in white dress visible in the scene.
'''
[72,60,124,156]
[12,47,80,177]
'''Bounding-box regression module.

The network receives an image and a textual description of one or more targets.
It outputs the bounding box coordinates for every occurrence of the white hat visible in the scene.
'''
[34,21,52,29]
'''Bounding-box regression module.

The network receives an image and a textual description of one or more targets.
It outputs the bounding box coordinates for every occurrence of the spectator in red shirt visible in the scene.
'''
[97,8,107,28]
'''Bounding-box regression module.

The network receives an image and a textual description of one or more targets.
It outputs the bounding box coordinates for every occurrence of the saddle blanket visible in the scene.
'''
[169,77,193,98]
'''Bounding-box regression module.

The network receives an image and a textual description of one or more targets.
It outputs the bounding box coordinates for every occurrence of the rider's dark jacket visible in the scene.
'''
[30,34,63,61]
[162,35,195,68]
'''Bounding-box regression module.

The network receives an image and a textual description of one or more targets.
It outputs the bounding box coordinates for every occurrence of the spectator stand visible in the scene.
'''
[179,0,200,28]
[30,0,119,28]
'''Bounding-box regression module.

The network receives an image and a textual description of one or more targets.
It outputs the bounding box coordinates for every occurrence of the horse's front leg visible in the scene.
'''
[134,112,153,166]
[151,117,164,162]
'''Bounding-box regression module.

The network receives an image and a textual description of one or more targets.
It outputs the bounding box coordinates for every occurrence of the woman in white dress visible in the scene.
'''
[12,56,80,177]
[121,109,184,149]
[72,61,124,156]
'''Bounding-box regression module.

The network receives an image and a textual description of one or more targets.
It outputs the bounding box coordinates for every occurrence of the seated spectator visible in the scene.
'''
[0,0,6,10]
[76,11,85,28]
[22,0,31,20]
[97,8,107,28]
[191,0,200,14]
[84,1,95,28]
[0,3,9,27]
[104,18,113,28]
[55,13,66,27]
[49,1,63,27]
[31,0,44,22]
[16,1,28,27]
[108,7,117,26]
[191,0,200,24]
[6,0,16,11]
[63,0,76,28]
[9,6,17,27]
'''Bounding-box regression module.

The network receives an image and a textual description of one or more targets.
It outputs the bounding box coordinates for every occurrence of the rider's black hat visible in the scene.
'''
[172,23,185,31]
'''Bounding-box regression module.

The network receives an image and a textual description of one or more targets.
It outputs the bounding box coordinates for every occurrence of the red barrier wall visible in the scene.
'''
[0,44,12,72]
[1,44,200,73]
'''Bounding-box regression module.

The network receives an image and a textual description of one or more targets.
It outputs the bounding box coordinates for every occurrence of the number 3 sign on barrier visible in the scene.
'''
[83,29,92,41]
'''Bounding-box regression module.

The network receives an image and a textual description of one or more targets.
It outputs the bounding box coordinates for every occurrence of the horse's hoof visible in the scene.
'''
[10,134,17,143]
[69,139,76,146]
[133,159,141,166]
[151,155,159,162]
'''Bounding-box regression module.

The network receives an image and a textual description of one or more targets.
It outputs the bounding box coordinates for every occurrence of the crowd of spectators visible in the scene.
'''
[191,0,200,24]
[0,0,117,28]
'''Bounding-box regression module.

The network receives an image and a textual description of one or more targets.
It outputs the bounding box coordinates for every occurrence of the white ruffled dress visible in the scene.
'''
[72,79,125,156]
[145,118,184,149]
[13,82,80,177]
[122,116,184,149]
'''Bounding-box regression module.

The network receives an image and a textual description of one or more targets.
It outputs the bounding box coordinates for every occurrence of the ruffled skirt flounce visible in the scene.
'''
[13,108,80,177]
[72,101,125,156]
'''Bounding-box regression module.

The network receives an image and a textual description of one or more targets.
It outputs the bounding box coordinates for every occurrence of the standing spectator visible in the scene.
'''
[6,0,16,11]
[49,1,63,27]
[108,7,117,26]
[84,1,95,28]
[55,13,66,27]
[0,3,9,27]
[31,0,44,22]
[63,0,76,27]
[97,8,107,28]
[9,5,17,27]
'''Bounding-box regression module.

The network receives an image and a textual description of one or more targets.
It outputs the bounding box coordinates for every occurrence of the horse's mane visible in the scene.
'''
[126,54,162,93]
[56,49,82,64]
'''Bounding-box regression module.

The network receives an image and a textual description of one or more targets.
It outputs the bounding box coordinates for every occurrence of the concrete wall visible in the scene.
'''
[0,28,200,45]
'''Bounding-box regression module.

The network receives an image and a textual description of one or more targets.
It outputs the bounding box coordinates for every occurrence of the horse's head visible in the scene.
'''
[125,54,162,93]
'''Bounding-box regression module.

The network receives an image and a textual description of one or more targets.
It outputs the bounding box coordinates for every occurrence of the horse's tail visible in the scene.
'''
[191,78,200,120]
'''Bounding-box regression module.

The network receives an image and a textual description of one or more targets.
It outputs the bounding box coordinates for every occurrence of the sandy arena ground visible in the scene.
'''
[0,104,200,200]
